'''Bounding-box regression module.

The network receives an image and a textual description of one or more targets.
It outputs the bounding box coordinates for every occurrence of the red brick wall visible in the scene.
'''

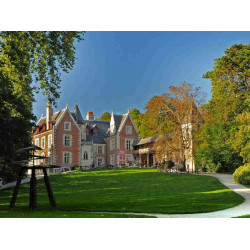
[119,115,139,154]
[54,110,80,167]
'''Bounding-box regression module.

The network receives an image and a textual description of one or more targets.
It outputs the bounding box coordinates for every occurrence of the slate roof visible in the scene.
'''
[35,103,130,144]
[133,136,158,146]
[117,114,128,132]
[73,104,84,123]
[84,120,110,144]
[36,110,63,126]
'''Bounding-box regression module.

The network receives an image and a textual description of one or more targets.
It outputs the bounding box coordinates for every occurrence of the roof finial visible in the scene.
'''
[41,113,43,117]
[66,104,69,109]
[128,108,130,113]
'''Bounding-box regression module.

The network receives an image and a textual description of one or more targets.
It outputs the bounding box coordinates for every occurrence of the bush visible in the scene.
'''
[233,163,250,185]
[164,160,175,169]
[76,166,83,172]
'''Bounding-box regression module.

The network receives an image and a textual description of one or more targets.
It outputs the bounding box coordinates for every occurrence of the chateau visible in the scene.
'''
[31,103,195,172]
[31,103,140,170]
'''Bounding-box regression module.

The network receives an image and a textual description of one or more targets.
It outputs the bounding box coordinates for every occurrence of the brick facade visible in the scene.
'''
[32,103,140,169]
[53,109,81,167]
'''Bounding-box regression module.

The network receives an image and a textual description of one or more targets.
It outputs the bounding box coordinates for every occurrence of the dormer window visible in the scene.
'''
[93,125,98,136]
[64,122,71,131]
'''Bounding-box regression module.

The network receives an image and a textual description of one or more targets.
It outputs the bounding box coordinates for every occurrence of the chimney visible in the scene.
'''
[86,111,94,121]
[46,102,53,130]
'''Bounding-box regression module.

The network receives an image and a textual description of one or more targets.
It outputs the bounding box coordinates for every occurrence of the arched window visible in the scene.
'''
[83,151,88,160]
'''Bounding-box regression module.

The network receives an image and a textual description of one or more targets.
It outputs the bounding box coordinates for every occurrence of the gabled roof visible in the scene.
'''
[36,110,63,126]
[117,114,128,132]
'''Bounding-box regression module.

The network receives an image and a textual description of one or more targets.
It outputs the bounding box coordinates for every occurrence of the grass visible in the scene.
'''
[234,214,250,218]
[0,211,155,218]
[0,168,244,216]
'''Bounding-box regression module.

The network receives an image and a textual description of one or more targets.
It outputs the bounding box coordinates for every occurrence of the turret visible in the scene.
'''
[110,110,116,135]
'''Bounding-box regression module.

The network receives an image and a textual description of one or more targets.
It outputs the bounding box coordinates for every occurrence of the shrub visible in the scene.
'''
[164,161,175,169]
[233,163,250,185]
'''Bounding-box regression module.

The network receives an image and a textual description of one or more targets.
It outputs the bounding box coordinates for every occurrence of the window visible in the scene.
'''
[110,155,115,166]
[126,126,132,135]
[125,139,133,150]
[41,152,45,165]
[63,135,72,147]
[63,152,71,164]
[64,122,71,131]
[110,139,115,151]
[35,138,39,147]
[41,136,45,149]
[83,151,88,160]
[48,134,52,148]
[97,158,103,167]
[98,145,103,154]
[48,152,52,165]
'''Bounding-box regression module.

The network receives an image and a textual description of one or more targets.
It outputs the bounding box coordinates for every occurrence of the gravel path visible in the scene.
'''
[0,174,45,191]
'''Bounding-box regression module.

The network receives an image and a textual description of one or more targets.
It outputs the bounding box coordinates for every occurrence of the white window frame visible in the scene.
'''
[48,134,52,148]
[110,154,115,166]
[63,152,72,165]
[41,136,46,149]
[97,158,103,167]
[126,126,132,135]
[35,138,39,147]
[41,152,45,165]
[63,134,72,147]
[64,122,71,131]
[110,139,115,151]
[97,145,103,154]
[125,139,133,150]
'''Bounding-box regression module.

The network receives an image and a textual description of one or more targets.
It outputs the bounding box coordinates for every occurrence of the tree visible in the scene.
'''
[0,31,85,181]
[97,112,111,121]
[145,82,204,168]
[196,44,250,172]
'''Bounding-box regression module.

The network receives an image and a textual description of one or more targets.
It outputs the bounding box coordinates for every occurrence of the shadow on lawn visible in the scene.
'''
[0,169,244,214]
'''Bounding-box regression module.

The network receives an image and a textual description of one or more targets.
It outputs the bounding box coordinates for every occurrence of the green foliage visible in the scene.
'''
[232,111,250,163]
[164,160,175,169]
[233,163,250,185]
[76,166,82,172]
[196,44,249,172]
[97,112,111,121]
[0,32,85,181]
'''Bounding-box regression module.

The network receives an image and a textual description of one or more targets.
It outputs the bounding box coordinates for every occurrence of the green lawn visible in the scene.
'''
[0,168,244,216]
[234,214,250,218]
[0,211,155,218]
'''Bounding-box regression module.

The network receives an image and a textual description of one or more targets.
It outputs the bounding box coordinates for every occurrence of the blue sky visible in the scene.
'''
[33,31,250,121]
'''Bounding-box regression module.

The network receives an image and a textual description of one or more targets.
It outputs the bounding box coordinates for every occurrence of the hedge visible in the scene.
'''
[233,163,250,185]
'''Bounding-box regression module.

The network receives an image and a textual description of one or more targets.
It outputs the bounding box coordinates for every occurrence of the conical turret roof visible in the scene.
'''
[73,104,84,123]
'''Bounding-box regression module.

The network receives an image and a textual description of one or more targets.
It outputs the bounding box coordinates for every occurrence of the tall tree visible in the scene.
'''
[0,31,85,181]
[145,82,204,168]
[196,44,250,172]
